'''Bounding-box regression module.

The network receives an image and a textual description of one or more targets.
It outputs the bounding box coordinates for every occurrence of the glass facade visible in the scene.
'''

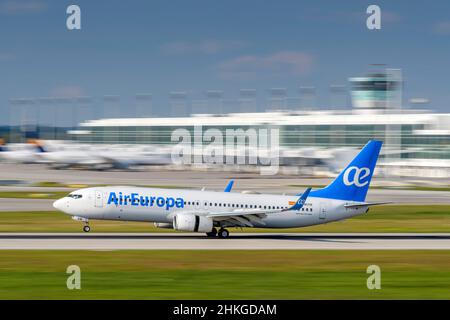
[77,121,450,160]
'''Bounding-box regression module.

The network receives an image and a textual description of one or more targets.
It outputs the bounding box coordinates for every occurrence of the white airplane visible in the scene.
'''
[0,139,45,163]
[38,142,171,170]
[53,140,386,238]
[95,145,172,169]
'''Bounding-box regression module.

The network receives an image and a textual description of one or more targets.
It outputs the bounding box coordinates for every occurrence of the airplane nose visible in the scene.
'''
[53,199,63,210]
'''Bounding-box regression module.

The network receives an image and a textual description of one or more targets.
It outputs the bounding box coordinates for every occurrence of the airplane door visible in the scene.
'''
[94,190,103,208]
[319,203,326,219]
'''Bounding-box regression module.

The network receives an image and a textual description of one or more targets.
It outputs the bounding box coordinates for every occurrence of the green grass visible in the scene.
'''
[0,211,165,233]
[408,186,450,192]
[289,185,450,192]
[0,250,450,299]
[0,205,449,233]
[0,187,189,199]
[0,191,69,200]
[33,181,76,188]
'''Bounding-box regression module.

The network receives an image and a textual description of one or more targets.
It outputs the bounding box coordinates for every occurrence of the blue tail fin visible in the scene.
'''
[310,140,382,202]
[28,139,46,153]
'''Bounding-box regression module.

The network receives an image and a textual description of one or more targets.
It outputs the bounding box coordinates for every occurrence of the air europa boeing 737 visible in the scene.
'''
[53,140,387,238]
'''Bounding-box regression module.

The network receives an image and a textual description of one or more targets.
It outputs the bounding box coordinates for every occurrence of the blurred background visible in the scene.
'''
[1,0,449,186]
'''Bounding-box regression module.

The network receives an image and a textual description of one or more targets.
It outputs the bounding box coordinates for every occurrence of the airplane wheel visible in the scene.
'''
[218,228,229,238]
[206,228,217,237]
[83,225,91,233]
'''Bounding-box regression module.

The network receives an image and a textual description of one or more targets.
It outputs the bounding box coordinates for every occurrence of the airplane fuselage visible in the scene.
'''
[53,140,383,236]
[53,186,367,229]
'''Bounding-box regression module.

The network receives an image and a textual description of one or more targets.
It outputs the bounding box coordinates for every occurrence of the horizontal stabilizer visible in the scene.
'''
[344,201,392,208]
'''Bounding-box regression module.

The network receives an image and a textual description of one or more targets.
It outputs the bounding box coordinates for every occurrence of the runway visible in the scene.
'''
[0,198,54,211]
[1,233,450,250]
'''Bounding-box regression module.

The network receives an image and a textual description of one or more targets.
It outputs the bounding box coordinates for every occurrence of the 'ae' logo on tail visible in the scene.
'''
[343,166,371,187]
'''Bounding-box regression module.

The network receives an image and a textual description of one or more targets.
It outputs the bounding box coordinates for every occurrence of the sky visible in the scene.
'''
[1,0,450,123]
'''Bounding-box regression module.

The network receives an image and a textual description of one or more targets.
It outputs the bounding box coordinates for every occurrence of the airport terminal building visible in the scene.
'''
[76,71,450,177]
[76,109,450,175]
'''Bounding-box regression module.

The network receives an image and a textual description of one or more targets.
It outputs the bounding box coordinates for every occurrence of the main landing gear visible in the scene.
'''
[218,228,229,238]
[206,227,230,238]
[206,227,217,237]
[83,224,91,233]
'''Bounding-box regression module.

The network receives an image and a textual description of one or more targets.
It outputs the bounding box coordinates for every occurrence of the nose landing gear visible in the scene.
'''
[71,216,90,233]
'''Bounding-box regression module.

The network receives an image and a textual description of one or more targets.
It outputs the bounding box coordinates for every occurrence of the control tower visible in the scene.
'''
[349,69,402,110]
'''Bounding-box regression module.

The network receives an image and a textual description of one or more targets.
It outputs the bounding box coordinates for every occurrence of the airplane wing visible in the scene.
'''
[205,188,311,227]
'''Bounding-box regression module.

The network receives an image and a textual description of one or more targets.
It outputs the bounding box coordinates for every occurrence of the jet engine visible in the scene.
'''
[173,214,213,232]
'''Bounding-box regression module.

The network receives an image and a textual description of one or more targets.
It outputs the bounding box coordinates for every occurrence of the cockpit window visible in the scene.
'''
[68,194,82,199]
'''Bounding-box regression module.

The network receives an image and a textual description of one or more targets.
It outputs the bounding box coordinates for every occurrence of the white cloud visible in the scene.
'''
[217,51,314,79]
[161,40,249,55]
[0,0,47,15]
[434,21,450,35]
[50,85,86,98]
[0,53,14,61]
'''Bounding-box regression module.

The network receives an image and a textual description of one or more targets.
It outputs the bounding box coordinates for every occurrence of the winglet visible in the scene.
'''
[287,187,311,211]
[224,180,234,192]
